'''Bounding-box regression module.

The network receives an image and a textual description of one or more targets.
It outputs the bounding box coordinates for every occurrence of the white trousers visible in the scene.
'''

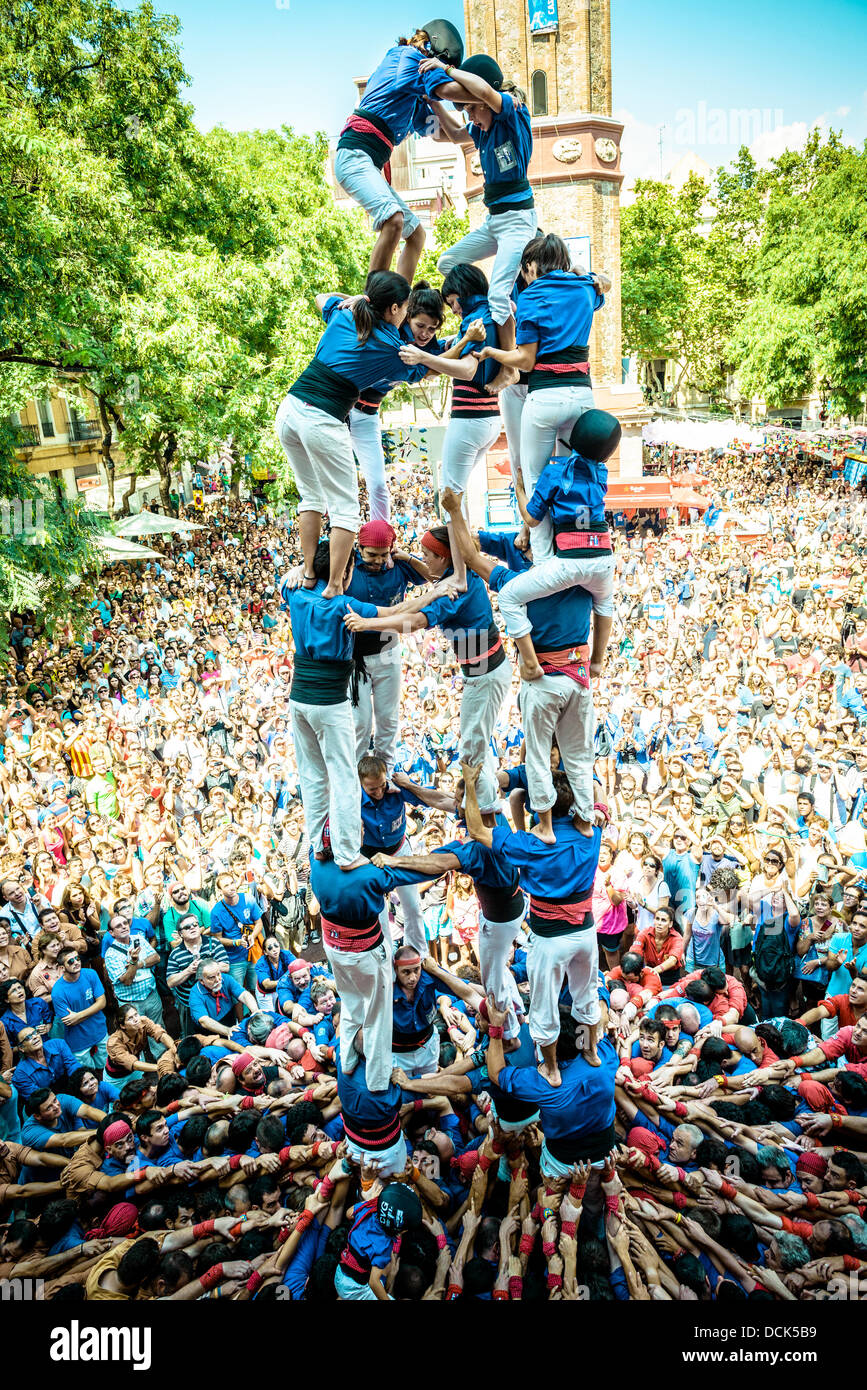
[437,208,538,326]
[391,1029,440,1078]
[290,698,362,866]
[324,939,393,1093]
[353,645,401,771]
[378,838,425,957]
[497,553,616,637]
[526,925,600,1047]
[460,661,512,812]
[441,415,502,498]
[520,386,595,560]
[342,1130,409,1179]
[275,393,360,532]
[348,407,389,521]
[478,906,526,1039]
[522,674,595,819]
[500,382,528,485]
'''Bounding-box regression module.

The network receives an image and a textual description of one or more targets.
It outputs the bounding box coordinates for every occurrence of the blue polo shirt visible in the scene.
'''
[50,969,106,1051]
[1,998,52,1046]
[256,949,297,992]
[308,854,438,925]
[210,893,264,964]
[526,453,608,533]
[338,43,448,151]
[337,1050,405,1140]
[495,1035,618,1148]
[188,972,245,1026]
[453,294,499,391]
[469,91,533,210]
[392,969,439,1047]
[21,1092,88,1153]
[305,301,429,393]
[491,821,601,900]
[275,966,331,1016]
[345,553,423,611]
[12,1038,79,1099]
[488,563,592,652]
[360,782,427,853]
[516,271,603,355]
[421,569,500,661]
[284,582,378,664]
[342,1199,395,1276]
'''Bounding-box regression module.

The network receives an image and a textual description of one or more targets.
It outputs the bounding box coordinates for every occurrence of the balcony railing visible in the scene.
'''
[13,424,40,448]
[69,417,101,442]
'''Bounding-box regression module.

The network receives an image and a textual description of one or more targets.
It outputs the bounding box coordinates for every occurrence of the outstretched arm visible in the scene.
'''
[440,489,500,583]
[461,762,494,848]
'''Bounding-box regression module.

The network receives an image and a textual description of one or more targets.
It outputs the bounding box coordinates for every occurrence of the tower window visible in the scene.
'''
[531,69,548,116]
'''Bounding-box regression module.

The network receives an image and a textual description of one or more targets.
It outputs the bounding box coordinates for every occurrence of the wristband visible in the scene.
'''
[414,1099,424,1112]
[672,1192,688,1211]
[131,1168,147,1183]
[832,1113,844,1129]
[316,1176,336,1201]
[720,1180,737,1200]
[241,1096,255,1110]
[193,1219,216,1239]
[491,1138,505,1156]
[278,1227,291,1245]
[519,1232,535,1255]
[311,1140,322,1159]
[791,1055,805,1069]
[230,1221,244,1239]
[446,1284,462,1300]
[844,1254,861,1272]
[805,1191,820,1209]
[436,1232,448,1250]
[547,1273,563,1292]
[246,1271,264,1293]
[165,1100,181,1114]
[302,1087,314,1103]
[295,1209,315,1234]
[229,1154,242,1171]
[568,1182,586,1204]
[508,1275,523,1300]
[604,1194,621,1216]
[492,1287,509,1300]
[542,1239,556,1258]
[278,1146,292,1164]
[673,1102,688,1117]
[488,1025,504,1039]
[560,1219,577,1238]
[478,1152,495,1173]
[199,1263,224,1292]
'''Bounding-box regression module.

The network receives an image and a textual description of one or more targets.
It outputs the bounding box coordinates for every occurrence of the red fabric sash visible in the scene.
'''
[555,531,612,552]
[533,361,591,374]
[529,892,594,924]
[535,644,591,689]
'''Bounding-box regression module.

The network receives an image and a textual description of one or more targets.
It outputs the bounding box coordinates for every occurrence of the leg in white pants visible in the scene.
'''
[496,554,615,638]
[391,1030,440,1078]
[459,661,512,812]
[385,839,426,956]
[324,939,393,1091]
[353,644,401,769]
[438,209,537,326]
[275,393,360,532]
[522,675,595,819]
[519,387,595,560]
[348,407,389,521]
[441,416,503,499]
[526,926,600,1047]
[500,382,528,485]
[478,907,526,1038]
[290,699,362,866]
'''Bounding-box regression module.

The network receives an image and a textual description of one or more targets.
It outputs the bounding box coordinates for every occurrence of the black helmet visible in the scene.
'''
[422,18,464,67]
[570,409,622,463]
[377,1182,422,1236]
[459,53,503,90]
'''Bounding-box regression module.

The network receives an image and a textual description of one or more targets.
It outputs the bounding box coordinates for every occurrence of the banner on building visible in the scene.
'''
[528,0,559,34]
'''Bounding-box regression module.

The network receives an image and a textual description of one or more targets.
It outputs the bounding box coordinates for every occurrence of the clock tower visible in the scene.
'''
[461,0,646,463]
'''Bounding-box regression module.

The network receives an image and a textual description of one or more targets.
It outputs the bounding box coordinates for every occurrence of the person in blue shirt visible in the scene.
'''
[21,1087,103,1160]
[286,537,451,873]
[391,946,450,1077]
[50,950,108,1070]
[309,852,448,1094]
[208,874,265,993]
[333,21,471,281]
[344,525,512,816]
[358,754,454,955]
[463,764,602,1079]
[0,979,52,1047]
[254,936,297,1008]
[432,53,537,390]
[337,1046,408,1177]
[11,1027,78,1100]
[486,994,617,1179]
[275,271,430,595]
[347,517,432,772]
[335,1181,422,1301]
[187,960,257,1041]
[498,410,620,678]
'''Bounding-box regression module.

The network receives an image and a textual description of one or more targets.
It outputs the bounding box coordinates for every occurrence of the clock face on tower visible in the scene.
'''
[595,136,618,164]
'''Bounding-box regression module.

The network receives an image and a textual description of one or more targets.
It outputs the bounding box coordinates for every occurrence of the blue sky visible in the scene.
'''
[147,0,867,180]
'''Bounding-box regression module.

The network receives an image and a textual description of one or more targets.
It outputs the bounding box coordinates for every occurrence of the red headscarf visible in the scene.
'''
[86,1201,140,1239]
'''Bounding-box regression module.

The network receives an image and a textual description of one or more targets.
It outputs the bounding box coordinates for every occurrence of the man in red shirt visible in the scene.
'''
[797,974,867,1034]
[779,1015,867,1083]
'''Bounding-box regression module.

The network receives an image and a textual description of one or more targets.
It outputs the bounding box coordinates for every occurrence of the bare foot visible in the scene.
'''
[322,582,343,600]
[573,816,595,839]
[538,1059,561,1086]
[301,573,318,589]
[584,1046,601,1067]
[486,366,520,394]
[530,823,556,845]
[519,657,545,683]
[339,857,367,872]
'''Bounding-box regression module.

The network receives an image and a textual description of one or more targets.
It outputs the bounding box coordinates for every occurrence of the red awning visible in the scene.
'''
[606,480,673,508]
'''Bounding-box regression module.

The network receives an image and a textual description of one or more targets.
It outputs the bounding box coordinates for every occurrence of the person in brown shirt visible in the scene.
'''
[105,1003,178,1082]
[0,922,32,980]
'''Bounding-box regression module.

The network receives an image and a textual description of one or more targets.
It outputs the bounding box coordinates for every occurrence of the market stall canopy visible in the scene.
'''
[114,511,203,538]
[98,535,163,563]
